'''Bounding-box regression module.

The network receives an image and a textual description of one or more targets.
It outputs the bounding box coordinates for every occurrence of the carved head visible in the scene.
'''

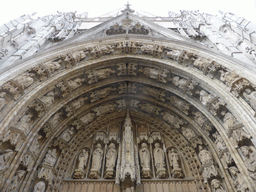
[229,166,239,176]
[96,143,102,149]
[109,143,115,149]
[169,148,177,153]
[240,146,250,157]
[34,181,45,191]
[211,179,221,189]
[154,143,160,148]
[141,143,147,149]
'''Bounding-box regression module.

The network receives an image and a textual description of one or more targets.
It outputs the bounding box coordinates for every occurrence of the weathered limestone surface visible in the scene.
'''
[0,4,256,192]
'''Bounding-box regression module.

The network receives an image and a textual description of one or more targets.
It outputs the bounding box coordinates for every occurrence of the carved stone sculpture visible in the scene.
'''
[43,60,61,73]
[67,78,85,90]
[139,143,151,178]
[182,128,196,140]
[15,113,33,134]
[92,104,116,116]
[0,92,6,111]
[219,70,239,87]
[168,148,184,178]
[60,128,74,142]
[33,181,46,192]
[49,112,62,128]
[211,179,226,192]
[40,91,55,108]
[243,89,256,113]
[90,87,116,102]
[240,146,256,180]
[13,72,35,89]
[213,132,233,168]
[80,112,95,124]
[86,68,115,84]
[140,86,165,101]
[153,143,167,178]
[167,96,190,115]
[89,143,103,179]
[105,143,117,179]
[6,170,25,192]
[198,146,218,183]
[0,149,13,181]
[199,90,213,106]
[38,149,57,181]
[229,166,250,192]
[223,113,251,148]
[139,67,169,83]
[73,149,89,179]
[165,49,181,60]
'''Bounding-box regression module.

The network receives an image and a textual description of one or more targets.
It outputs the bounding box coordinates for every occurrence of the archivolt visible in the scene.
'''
[0,36,256,191]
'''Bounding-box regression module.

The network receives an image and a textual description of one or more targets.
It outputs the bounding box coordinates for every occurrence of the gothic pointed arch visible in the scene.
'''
[0,5,256,192]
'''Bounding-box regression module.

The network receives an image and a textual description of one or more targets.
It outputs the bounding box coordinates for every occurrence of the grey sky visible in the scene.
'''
[1,0,256,25]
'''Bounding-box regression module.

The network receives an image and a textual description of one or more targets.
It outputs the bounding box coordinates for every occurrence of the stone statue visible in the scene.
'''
[211,179,226,192]
[199,90,213,106]
[67,78,85,90]
[44,149,57,167]
[139,143,151,178]
[182,128,196,140]
[0,149,13,170]
[78,149,89,170]
[0,149,13,181]
[229,166,250,192]
[89,143,103,179]
[243,89,256,112]
[198,146,218,183]
[213,132,233,168]
[6,170,25,192]
[165,49,181,60]
[153,143,167,178]
[73,149,89,179]
[13,72,35,89]
[38,149,57,181]
[223,113,251,148]
[240,146,256,180]
[105,143,117,178]
[33,181,46,192]
[40,91,55,108]
[16,113,33,134]
[168,148,184,178]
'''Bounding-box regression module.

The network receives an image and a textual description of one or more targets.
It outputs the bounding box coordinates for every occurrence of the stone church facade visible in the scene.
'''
[0,4,256,192]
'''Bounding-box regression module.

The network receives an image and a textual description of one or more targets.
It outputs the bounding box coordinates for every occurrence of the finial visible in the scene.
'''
[121,2,135,13]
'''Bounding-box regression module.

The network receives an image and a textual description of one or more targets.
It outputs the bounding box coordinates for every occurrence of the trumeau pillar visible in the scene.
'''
[116,110,140,191]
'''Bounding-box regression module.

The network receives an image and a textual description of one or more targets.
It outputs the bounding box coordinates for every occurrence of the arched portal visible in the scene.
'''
[0,8,256,192]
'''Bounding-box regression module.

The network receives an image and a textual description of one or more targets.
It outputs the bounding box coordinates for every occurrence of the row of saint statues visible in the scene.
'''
[73,142,184,179]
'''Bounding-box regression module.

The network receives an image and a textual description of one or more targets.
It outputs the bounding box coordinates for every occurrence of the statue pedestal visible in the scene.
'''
[73,169,85,179]
[141,168,151,179]
[89,169,100,179]
[156,168,167,178]
[172,168,183,178]
[104,168,115,179]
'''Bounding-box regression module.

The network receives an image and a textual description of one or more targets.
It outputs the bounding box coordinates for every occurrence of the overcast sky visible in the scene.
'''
[1,0,256,25]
